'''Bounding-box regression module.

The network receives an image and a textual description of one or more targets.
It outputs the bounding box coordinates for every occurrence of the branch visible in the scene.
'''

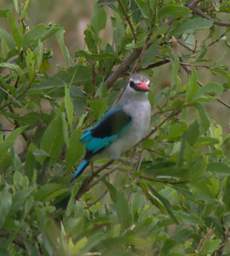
[208,31,227,47]
[105,22,157,88]
[177,39,196,53]
[140,59,170,70]
[216,98,230,109]
[76,160,114,199]
[131,26,154,73]
[117,0,136,42]
[189,5,230,27]
[187,0,201,8]
[139,175,187,185]
[86,189,108,208]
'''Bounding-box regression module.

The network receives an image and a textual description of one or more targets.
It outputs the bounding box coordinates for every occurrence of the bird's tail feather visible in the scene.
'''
[71,159,89,181]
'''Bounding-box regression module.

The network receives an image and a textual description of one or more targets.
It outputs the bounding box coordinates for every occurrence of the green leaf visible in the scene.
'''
[13,171,29,189]
[89,98,107,120]
[64,86,74,128]
[21,0,31,19]
[197,83,224,97]
[111,14,125,51]
[159,5,190,19]
[13,0,19,13]
[7,12,23,48]
[56,28,72,67]
[134,0,150,18]
[0,28,15,48]
[0,9,10,18]
[0,126,27,167]
[84,27,98,53]
[166,121,187,141]
[220,2,230,12]
[174,17,213,36]
[66,128,84,170]
[0,188,12,228]
[91,4,107,32]
[140,183,178,223]
[34,183,68,201]
[223,177,230,210]
[104,180,132,229]
[186,71,199,102]
[207,162,230,176]
[195,104,210,132]
[201,239,221,255]
[0,62,23,77]
[23,24,61,49]
[35,65,91,90]
[40,113,64,161]
[184,121,200,145]
[25,48,36,82]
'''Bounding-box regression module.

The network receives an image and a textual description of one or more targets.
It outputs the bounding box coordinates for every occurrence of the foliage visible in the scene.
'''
[0,0,230,255]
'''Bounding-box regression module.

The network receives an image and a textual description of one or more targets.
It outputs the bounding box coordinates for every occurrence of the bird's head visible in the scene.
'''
[128,73,150,93]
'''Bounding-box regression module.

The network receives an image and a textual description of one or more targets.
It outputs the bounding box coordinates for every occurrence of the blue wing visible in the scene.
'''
[82,107,132,156]
[71,107,132,181]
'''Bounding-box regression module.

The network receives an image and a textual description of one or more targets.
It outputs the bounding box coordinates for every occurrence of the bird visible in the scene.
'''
[71,73,151,181]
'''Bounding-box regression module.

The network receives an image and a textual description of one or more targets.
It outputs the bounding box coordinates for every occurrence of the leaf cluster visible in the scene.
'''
[0,0,230,255]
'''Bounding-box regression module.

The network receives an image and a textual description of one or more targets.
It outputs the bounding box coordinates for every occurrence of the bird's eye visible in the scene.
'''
[129,81,135,88]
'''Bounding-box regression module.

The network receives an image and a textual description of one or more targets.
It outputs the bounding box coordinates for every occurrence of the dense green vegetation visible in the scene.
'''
[0,0,230,255]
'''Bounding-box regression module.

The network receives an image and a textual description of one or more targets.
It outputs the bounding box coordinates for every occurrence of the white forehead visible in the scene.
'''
[129,73,150,83]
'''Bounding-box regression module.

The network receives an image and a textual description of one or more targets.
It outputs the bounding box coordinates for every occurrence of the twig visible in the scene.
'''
[177,39,196,53]
[208,31,227,47]
[0,86,22,107]
[139,175,187,185]
[0,128,14,132]
[141,110,180,142]
[189,6,230,27]
[180,62,210,69]
[186,0,201,8]
[141,59,170,70]
[76,160,114,199]
[86,189,108,208]
[216,99,230,109]
[0,87,28,111]
[89,166,117,188]
[117,0,136,42]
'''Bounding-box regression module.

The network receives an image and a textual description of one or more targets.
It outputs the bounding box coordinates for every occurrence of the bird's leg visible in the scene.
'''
[90,162,94,176]
[135,152,143,173]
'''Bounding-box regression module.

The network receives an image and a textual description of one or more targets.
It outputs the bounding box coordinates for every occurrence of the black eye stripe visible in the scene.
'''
[129,81,135,88]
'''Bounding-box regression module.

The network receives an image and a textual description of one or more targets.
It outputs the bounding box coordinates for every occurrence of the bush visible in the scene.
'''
[0,0,230,255]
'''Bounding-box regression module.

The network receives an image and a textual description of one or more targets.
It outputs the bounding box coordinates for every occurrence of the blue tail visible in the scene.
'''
[71,159,89,181]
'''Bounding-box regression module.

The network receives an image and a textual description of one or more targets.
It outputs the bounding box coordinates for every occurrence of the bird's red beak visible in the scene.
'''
[136,81,150,92]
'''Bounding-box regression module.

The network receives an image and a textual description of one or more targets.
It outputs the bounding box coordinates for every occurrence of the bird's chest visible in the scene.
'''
[106,100,151,159]
[124,101,151,139]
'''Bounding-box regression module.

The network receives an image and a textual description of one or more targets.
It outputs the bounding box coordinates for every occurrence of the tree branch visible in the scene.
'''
[76,160,114,199]
[188,5,230,27]
[117,0,136,42]
[186,0,201,8]
[140,59,170,70]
